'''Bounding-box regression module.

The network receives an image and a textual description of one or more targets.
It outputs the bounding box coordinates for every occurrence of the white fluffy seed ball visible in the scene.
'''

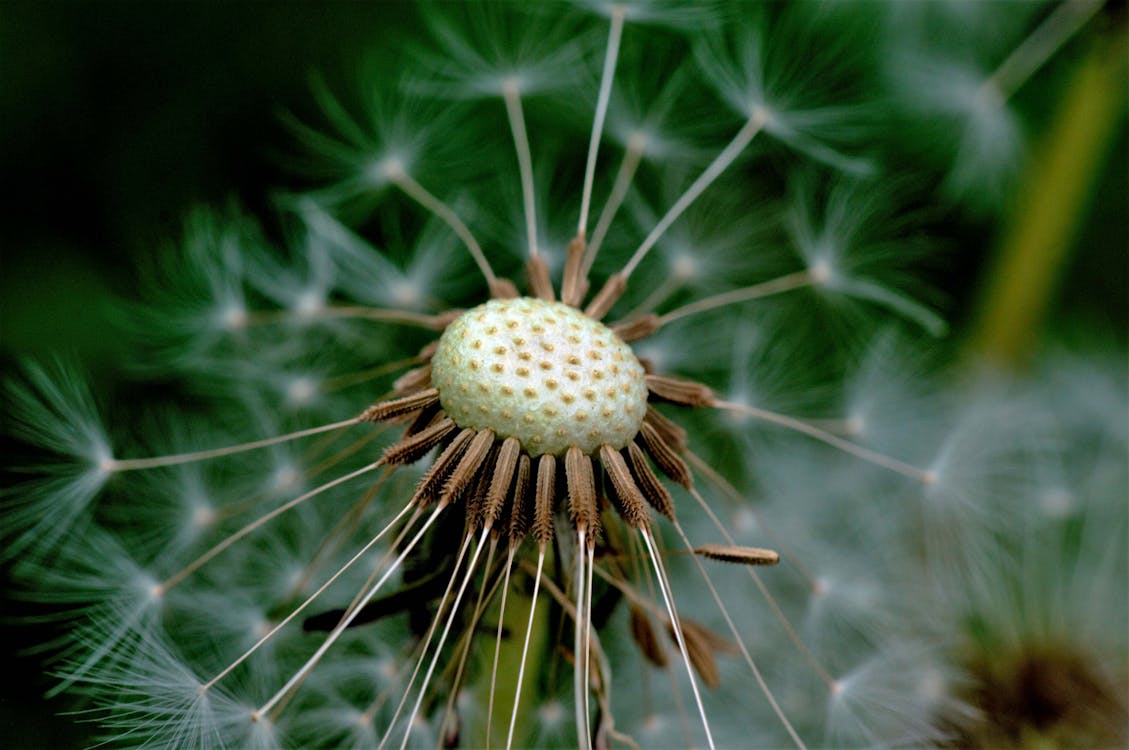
[431,298,648,457]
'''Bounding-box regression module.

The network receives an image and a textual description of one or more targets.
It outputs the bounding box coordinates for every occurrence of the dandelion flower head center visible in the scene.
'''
[431,297,647,457]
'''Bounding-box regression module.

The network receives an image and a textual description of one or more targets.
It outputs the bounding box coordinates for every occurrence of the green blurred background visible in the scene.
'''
[0,3,1124,747]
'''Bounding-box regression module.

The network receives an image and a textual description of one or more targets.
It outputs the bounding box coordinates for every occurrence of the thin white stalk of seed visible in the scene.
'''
[670,517,807,749]
[583,544,596,749]
[253,504,446,721]
[710,400,936,484]
[621,110,768,281]
[400,529,492,750]
[639,527,715,750]
[506,549,546,750]
[656,270,817,328]
[158,460,384,593]
[244,306,452,330]
[573,530,590,750]
[102,418,358,472]
[321,355,422,393]
[986,0,1103,101]
[623,274,685,321]
[440,536,499,744]
[486,546,517,748]
[578,6,626,239]
[204,501,419,690]
[595,534,695,743]
[583,132,645,277]
[502,80,539,259]
[385,163,499,287]
[379,530,476,750]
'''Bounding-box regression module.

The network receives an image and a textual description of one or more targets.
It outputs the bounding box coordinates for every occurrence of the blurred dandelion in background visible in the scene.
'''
[2,2,1126,749]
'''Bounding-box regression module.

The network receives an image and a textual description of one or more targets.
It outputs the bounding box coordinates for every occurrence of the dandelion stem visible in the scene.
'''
[986,0,1103,102]
[387,166,499,287]
[255,504,445,721]
[639,528,715,750]
[507,549,545,750]
[502,81,539,258]
[159,460,385,593]
[203,501,418,690]
[710,400,935,484]
[620,110,767,280]
[583,133,646,276]
[104,418,358,472]
[971,25,1124,367]
[579,6,626,239]
[656,270,815,327]
[486,546,516,747]
[573,530,591,750]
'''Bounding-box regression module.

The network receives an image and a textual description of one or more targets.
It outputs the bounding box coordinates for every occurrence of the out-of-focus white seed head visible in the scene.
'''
[432,298,647,456]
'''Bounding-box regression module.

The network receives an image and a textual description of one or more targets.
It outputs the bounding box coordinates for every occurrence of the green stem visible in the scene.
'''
[968,30,1127,368]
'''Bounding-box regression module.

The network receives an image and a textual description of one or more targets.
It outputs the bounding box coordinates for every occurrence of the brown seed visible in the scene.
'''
[565,446,599,543]
[645,404,688,453]
[667,617,731,690]
[610,313,661,343]
[526,251,555,302]
[626,441,675,520]
[360,387,439,422]
[412,428,475,507]
[392,364,434,395]
[629,604,669,668]
[560,234,589,307]
[484,437,521,531]
[694,544,780,566]
[599,444,649,528]
[381,417,456,465]
[645,373,715,408]
[507,454,533,546]
[533,454,557,546]
[439,429,496,503]
[638,421,693,489]
[584,272,626,321]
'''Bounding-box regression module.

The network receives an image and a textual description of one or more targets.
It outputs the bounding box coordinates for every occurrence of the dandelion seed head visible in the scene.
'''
[671,252,698,282]
[431,297,648,456]
[284,376,320,408]
[269,463,302,494]
[732,507,759,535]
[539,699,565,726]
[190,502,216,530]
[809,257,833,285]
[1038,486,1076,519]
[292,289,324,317]
[372,155,407,183]
[389,279,424,309]
[219,303,248,331]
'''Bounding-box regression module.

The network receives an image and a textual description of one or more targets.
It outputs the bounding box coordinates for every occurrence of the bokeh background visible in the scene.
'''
[1,3,1124,747]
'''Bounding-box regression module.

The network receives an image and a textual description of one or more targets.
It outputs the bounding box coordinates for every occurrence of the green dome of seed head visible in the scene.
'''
[431,298,648,457]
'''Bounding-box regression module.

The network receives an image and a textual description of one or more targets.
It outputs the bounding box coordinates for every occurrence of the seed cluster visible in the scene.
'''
[431,298,648,456]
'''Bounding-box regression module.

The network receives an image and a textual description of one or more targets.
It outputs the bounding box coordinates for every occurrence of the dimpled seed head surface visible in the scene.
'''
[431,298,648,457]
